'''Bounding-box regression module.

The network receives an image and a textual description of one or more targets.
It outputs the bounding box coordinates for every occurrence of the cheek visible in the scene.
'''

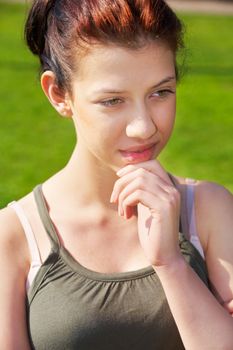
[73,104,123,145]
[154,100,176,134]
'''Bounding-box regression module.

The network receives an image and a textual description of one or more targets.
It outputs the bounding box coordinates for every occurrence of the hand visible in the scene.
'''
[110,160,182,267]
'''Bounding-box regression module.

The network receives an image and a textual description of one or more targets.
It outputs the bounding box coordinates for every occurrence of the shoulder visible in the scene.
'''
[194,180,233,249]
[174,175,233,305]
[173,175,233,303]
[193,178,232,208]
[0,201,31,275]
[172,174,233,251]
[194,181,233,306]
[0,204,32,347]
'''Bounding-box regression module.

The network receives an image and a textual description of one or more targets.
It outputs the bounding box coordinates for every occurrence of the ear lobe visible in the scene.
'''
[41,71,73,117]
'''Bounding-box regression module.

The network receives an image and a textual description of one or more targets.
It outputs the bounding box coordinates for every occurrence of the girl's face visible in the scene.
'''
[69,42,176,172]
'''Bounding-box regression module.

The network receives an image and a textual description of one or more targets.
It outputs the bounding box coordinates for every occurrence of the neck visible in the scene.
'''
[50,143,119,210]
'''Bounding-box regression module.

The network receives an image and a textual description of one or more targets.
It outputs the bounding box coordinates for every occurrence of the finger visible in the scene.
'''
[121,190,157,218]
[111,167,170,203]
[117,159,172,185]
[223,300,233,316]
[117,176,171,216]
[121,185,180,220]
[125,206,134,220]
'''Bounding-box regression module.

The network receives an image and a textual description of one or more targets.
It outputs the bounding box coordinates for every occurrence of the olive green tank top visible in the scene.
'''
[27,182,209,350]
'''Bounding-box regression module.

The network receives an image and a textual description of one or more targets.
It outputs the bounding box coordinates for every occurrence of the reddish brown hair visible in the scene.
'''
[25,0,184,91]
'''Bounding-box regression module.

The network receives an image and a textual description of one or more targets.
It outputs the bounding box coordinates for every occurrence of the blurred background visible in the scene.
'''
[0,0,233,207]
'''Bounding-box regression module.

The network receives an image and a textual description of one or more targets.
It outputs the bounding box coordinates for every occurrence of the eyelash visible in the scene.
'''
[100,89,175,107]
[100,98,123,107]
[151,89,175,98]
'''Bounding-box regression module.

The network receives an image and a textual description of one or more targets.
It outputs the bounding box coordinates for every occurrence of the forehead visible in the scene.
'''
[72,42,175,94]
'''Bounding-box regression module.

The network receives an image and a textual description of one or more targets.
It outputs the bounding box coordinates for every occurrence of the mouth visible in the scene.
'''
[119,143,157,163]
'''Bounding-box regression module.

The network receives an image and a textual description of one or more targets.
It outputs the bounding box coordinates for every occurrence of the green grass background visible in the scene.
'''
[0,2,232,206]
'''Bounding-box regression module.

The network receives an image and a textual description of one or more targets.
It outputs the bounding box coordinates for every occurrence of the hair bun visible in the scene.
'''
[25,0,55,56]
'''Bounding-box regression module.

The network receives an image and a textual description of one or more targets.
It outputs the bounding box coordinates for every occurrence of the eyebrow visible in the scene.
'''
[93,76,176,95]
[150,76,176,90]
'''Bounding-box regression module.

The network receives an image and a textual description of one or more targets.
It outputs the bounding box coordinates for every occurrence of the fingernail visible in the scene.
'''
[116,168,125,176]
[110,192,116,203]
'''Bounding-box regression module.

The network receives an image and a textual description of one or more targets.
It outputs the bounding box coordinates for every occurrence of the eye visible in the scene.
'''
[100,98,123,107]
[151,89,175,99]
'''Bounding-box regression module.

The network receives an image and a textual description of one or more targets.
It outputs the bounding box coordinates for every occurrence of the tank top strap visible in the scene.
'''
[168,173,205,258]
[167,173,190,238]
[33,184,61,253]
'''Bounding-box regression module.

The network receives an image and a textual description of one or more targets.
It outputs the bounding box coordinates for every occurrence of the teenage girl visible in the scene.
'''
[1,0,233,349]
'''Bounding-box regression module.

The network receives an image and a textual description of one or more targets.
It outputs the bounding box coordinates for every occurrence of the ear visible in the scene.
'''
[41,71,73,118]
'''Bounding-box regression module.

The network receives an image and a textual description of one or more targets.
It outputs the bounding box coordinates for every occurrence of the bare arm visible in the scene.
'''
[154,182,233,350]
[0,207,31,350]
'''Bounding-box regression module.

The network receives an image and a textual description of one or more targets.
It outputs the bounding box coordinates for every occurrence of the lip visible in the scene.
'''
[119,143,157,163]
[120,142,157,153]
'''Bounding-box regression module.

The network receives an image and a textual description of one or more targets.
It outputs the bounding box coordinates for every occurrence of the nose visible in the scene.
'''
[126,103,157,140]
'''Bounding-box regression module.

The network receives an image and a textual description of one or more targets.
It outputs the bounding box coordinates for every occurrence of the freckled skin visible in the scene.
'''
[68,42,176,173]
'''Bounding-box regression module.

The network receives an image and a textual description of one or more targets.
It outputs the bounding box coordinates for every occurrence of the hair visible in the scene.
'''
[25,0,184,92]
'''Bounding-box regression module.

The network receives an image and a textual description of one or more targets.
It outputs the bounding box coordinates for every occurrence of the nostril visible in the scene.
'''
[126,116,157,139]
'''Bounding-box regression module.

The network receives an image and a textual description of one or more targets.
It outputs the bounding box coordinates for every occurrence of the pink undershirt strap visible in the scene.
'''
[7,201,42,290]
[7,180,205,289]
[185,179,205,258]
